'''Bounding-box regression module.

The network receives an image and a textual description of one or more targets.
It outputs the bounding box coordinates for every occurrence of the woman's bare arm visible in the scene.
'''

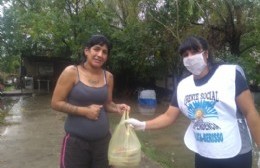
[236,89,260,148]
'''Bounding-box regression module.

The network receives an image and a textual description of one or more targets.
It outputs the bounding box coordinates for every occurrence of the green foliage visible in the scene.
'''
[217,51,260,86]
[109,22,159,88]
[194,0,260,56]
[0,54,20,73]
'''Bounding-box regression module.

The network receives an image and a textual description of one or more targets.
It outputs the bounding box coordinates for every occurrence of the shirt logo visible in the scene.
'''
[184,91,223,143]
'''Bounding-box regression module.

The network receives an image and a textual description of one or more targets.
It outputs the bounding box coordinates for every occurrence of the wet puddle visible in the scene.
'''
[0,96,26,136]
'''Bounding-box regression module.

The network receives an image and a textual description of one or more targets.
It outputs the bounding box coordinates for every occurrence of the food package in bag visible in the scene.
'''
[108,110,141,167]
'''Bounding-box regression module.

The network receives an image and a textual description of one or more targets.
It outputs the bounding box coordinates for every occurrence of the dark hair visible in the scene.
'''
[179,36,217,66]
[178,36,207,55]
[84,34,112,52]
[80,34,112,64]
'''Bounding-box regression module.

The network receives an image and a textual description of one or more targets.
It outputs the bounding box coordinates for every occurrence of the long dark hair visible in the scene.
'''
[80,34,112,64]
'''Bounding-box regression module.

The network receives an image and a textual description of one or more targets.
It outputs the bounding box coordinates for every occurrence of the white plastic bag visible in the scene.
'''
[108,111,141,167]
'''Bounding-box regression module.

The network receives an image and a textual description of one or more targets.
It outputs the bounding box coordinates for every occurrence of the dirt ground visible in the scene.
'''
[0,94,161,168]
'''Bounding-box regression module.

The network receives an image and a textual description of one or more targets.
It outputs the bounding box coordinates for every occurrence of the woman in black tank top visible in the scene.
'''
[51,35,130,168]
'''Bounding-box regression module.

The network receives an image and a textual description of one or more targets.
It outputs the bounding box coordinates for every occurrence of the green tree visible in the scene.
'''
[192,0,260,85]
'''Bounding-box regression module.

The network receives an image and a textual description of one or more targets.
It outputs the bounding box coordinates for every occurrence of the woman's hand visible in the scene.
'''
[104,102,130,114]
[116,103,130,114]
[80,104,103,120]
[125,118,146,131]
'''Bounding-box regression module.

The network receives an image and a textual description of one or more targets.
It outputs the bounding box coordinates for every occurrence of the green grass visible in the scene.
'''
[3,85,15,91]
[137,132,174,168]
[0,96,20,126]
[141,140,174,168]
[0,110,7,125]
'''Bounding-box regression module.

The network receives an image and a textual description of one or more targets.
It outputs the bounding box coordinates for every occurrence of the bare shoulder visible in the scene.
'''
[105,70,114,84]
[105,70,113,78]
[58,65,78,81]
[62,65,77,75]
[64,65,77,72]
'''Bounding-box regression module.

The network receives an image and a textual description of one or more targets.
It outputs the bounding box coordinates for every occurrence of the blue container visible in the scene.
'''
[138,98,157,107]
[138,90,157,115]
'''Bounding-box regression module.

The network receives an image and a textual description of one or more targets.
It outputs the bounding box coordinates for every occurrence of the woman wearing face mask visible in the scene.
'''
[125,36,260,168]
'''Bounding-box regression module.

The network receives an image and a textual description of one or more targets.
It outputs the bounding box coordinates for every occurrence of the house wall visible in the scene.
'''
[22,56,72,91]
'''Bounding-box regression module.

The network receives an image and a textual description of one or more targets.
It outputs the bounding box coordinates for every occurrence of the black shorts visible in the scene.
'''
[195,151,252,168]
[60,133,111,168]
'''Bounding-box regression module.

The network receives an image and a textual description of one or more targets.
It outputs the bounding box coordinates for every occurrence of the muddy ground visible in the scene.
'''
[0,94,161,168]
[0,93,259,168]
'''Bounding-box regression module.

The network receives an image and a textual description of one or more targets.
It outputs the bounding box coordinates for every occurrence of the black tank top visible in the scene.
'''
[64,66,109,140]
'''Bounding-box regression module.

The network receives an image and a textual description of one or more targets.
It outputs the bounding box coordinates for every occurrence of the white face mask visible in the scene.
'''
[183,52,207,75]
